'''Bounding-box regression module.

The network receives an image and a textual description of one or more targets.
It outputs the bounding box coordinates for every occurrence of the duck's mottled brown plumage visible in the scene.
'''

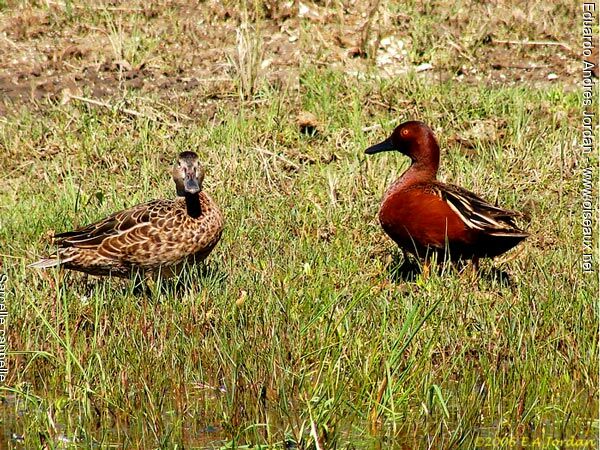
[30,152,223,278]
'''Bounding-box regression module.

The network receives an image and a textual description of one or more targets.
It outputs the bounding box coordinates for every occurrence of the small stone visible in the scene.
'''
[415,63,433,72]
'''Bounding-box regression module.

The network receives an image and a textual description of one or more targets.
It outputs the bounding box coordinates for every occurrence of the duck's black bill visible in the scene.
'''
[365,137,395,154]
[184,175,200,194]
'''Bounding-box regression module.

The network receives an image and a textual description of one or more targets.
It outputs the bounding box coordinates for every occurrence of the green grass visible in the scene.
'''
[0,1,598,449]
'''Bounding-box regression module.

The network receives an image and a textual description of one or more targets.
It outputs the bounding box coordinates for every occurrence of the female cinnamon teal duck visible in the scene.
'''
[30,152,223,278]
[365,121,528,264]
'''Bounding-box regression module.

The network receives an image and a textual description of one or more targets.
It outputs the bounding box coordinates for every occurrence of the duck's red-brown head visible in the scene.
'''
[365,121,440,179]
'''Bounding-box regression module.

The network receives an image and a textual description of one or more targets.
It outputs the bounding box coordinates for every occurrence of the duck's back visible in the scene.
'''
[379,183,470,258]
[54,193,223,277]
[379,182,527,260]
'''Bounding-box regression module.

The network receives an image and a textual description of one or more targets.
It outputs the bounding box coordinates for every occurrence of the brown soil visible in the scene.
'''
[0,1,584,117]
[0,1,298,116]
[299,1,581,88]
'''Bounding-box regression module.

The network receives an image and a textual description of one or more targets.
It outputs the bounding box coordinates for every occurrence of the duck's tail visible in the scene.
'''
[28,257,73,269]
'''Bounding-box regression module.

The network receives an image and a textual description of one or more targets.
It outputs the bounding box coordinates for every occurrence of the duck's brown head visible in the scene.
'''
[365,121,440,172]
[173,151,205,196]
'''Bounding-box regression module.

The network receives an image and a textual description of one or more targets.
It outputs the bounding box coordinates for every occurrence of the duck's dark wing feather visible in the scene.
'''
[432,183,529,237]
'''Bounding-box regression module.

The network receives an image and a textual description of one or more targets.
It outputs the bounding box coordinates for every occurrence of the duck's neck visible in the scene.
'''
[185,192,202,218]
[385,136,440,198]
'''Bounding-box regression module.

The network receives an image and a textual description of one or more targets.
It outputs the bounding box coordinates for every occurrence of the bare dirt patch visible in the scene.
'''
[0,1,583,117]
[0,1,298,116]
[300,1,580,88]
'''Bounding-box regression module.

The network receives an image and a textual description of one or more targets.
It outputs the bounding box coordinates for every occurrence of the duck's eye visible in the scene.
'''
[401,129,409,137]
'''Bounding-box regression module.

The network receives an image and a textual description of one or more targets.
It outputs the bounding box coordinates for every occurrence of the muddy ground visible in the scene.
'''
[0,1,589,118]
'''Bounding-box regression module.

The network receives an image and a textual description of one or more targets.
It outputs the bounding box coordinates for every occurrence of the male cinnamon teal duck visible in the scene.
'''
[30,152,223,278]
[365,121,528,264]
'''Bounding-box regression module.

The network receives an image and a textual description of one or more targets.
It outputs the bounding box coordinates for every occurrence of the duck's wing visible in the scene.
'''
[52,200,175,259]
[29,200,160,269]
[433,183,529,237]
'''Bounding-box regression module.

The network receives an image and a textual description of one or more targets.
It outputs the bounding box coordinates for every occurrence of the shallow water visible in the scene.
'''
[1,392,597,448]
